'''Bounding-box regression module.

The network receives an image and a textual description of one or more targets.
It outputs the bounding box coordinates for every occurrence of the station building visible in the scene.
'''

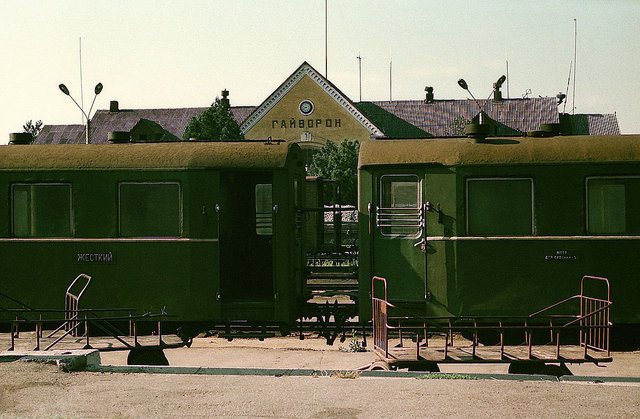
[32,61,620,146]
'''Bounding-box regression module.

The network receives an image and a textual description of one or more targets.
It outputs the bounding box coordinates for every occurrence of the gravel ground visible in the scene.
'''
[1,360,639,418]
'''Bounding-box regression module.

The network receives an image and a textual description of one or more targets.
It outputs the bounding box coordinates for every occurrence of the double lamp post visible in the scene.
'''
[58,82,103,144]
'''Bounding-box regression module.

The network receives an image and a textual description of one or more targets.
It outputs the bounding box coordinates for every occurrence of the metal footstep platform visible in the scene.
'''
[366,275,612,375]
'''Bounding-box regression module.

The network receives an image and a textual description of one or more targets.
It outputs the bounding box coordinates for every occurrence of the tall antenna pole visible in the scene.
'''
[389,59,392,101]
[564,61,572,114]
[505,60,509,99]
[572,18,577,114]
[325,0,328,78]
[79,37,85,124]
[357,54,362,102]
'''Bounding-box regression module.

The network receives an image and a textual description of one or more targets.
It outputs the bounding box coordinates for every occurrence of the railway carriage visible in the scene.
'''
[358,135,640,339]
[0,141,306,330]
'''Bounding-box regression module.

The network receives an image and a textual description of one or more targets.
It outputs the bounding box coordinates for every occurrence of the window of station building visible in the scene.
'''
[378,175,421,236]
[12,183,73,238]
[587,177,640,234]
[255,183,273,235]
[119,182,181,237]
[466,178,534,236]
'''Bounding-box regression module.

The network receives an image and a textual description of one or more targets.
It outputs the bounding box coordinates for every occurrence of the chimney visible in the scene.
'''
[110,100,119,112]
[220,89,230,107]
[425,86,434,103]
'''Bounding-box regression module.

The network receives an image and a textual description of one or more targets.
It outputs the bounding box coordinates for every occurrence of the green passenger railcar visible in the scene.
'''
[358,135,640,333]
[0,141,305,329]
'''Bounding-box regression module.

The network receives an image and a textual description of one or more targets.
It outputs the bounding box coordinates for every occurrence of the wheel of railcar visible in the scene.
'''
[279,323,291,337]
[127,347,169,366]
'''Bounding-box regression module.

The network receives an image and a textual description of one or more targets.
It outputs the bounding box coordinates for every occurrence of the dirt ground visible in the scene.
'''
[1,360,639,418]
[2,334,640,418]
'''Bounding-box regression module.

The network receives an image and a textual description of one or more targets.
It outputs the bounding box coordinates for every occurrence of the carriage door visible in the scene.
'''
[219,172,274,302]
[372,174,427,304]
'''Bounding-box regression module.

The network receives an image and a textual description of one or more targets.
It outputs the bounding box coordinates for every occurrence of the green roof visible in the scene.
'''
[0,141,300,170]
[359,135,640,168]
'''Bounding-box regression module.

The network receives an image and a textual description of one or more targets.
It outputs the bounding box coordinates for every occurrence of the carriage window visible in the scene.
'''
[378,175,420,236]
[255,183,272,235]
[119,182,181,237]
[587,177,640,234]
[12,184,73,237]
[467,178,533,236]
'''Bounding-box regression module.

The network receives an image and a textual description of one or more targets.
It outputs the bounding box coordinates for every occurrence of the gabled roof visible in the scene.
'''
[240,61,383,137]
[367,97,559,137]
[560,113,621,136]
[34,124,85,144]
[35,106,255,144]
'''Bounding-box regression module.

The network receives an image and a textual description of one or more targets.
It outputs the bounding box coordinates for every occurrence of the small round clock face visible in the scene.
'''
[299,100,314,115]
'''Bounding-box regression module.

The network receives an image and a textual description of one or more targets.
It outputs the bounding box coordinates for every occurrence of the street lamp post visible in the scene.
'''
[457,76,506,125]
[59,82,103,144]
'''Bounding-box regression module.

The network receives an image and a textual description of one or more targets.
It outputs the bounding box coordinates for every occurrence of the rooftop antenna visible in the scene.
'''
[564,61,572,114]
[572,18,577,114]
[505,59,509,98]
[325,0,328,78]
[357,54,362,102]
[389,59,392,101]
[79,37,85,125]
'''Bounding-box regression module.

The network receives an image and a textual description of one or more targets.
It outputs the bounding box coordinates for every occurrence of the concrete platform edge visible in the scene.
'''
[87,364,640,383]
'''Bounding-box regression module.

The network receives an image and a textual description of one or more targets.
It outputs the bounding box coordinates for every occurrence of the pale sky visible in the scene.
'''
[1,0,639,144]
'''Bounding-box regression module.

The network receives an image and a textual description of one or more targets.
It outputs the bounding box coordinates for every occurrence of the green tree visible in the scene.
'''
[23,120,43,138]
[307,139,360,205]
[183,96,243,141]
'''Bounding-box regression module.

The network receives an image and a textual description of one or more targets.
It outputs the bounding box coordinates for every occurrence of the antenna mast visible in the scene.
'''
[325,0,328,78]
[572,18,577,114]
[357,54,362,102]
[79,37,85,124]
[389,59,392,101]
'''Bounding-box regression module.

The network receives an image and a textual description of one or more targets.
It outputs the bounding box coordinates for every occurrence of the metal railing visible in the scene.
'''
[375,206,423,236]
[371,274,612,362]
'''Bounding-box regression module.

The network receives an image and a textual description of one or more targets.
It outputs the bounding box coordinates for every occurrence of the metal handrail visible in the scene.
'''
[370,274,613,363]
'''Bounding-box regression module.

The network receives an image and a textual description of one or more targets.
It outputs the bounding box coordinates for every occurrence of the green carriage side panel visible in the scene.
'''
[359,135,640,326]
[0,141,303,326]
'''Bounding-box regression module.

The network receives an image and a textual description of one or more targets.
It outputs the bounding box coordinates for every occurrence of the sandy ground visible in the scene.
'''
[1,360,639,418]
[2,334,640,417]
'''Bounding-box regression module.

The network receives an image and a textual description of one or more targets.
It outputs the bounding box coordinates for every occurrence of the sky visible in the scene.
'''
[1,0,639,144]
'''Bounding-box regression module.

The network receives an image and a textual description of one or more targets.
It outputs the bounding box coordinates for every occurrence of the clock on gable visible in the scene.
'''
[299,100,314,116]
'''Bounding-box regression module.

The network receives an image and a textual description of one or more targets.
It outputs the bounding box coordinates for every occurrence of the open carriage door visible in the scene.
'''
[371,174,427,312]
[219,172,274,314]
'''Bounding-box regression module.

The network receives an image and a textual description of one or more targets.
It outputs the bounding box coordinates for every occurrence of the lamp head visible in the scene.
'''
[457,79,468,90]
[94,82,103,95]
[58,84,70,96]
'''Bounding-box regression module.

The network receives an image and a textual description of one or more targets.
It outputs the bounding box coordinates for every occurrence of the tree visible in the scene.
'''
[307,139,360,205]
[183,96,243,141]
[23,120,43,138]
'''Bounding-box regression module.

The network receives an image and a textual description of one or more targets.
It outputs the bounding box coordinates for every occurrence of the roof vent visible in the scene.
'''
[540,123,560,136]
[108,131,130,143]
[220,89,230,107]
[425,86,434,103]
[464,123,489,143]
[110,101,119,112]
[9,132,33,145]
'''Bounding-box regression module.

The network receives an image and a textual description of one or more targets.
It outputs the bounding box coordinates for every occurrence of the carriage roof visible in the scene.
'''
[359,135,640,168]
[0,141,300,170]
